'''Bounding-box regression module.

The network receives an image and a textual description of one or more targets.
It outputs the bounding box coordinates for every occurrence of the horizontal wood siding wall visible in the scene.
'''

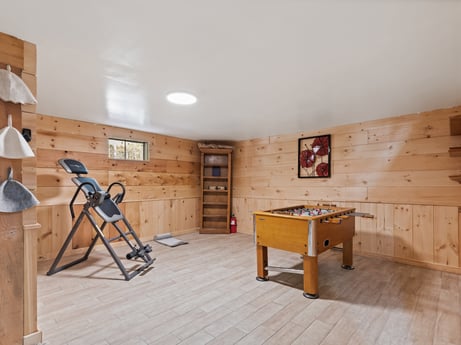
[36,115,201,260]
[233,106,461,273]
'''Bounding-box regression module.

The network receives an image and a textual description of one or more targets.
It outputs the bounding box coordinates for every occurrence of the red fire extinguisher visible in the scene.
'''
[230,214,237,233]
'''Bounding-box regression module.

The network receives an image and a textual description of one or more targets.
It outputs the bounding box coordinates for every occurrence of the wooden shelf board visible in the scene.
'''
[199,147,233,154]
[199,227,230,234]
[204,163,228,167]
[449,175,461,183]
[449,147,461,157]
[203,202,228,206]
[203,214,227,219]
[203,189,228,193]
[450,115,461,136]
[203,176,228,180]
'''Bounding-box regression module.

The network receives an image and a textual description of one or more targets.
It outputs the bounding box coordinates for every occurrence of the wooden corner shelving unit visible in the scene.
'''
[199,146,232,234]
[449,114,461,182]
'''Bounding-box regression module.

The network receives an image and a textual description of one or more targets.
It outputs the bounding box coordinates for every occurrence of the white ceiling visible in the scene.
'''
[1,0,460,141]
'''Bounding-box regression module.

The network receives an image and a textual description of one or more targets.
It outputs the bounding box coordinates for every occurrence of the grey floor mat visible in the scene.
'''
[154,233,188,247]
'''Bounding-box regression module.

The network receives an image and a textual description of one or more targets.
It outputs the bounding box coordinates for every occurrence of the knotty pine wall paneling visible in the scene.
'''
[0,32,41,345]
[0,33,25,345]
[233,106,461,273]
[36,115,201,260]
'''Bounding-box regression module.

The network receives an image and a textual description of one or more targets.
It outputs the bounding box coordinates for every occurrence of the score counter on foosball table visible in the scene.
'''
[253,205,356,299]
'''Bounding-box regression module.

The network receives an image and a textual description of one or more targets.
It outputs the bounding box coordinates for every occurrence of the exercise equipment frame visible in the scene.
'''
[47,159,155,280]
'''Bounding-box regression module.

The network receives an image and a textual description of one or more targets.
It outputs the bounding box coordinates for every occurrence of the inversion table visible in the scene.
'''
[47,159,155,280]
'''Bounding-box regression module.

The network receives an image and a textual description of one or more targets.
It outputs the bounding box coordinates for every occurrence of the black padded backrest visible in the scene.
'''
[72,176,103,195]
[96,198,123,223]
[59,159,88,175]
[72,176,123,223]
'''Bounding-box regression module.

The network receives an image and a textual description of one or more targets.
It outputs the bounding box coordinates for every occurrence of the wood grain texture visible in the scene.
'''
[375,203,394,256]
[36,114,201,257]
[450,115,461,136]
[0,213,24,345]
[412,205,434,263]
[434,206,459,267]
[36,233,461,345]
[23,223,41,335]
[0,32,24,69]
[393,204,413,259]
[233,106,461,273]
[34,104,461,273]
[0,32,39,344]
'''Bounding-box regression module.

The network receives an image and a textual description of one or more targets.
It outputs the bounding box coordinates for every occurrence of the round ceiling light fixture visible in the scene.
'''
[166,91,197,105]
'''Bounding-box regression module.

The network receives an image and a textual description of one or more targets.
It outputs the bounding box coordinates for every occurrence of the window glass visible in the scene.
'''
[108,138,148,161]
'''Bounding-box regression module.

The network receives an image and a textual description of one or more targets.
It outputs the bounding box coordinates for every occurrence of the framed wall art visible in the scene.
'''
[298,134,331,178]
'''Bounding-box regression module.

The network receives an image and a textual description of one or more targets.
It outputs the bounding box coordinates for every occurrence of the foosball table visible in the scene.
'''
[253,205,357,299]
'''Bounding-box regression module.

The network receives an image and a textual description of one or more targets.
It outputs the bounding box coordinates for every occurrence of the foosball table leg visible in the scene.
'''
[256,244,268,281]
[341,238,355,270]
[303,255,319,299]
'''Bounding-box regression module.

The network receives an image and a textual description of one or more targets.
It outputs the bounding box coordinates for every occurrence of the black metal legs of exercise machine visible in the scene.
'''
[47,159,155,280]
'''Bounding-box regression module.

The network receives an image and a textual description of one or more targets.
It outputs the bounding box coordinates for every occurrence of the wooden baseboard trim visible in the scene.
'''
[23,223,41,231]
[23,330,43,345]
[357,251,461,275]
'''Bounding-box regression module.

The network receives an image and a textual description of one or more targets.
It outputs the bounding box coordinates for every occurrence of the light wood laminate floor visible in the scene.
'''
[37,233,461,345]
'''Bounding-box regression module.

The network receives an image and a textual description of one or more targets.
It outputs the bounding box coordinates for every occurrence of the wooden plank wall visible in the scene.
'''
[36,115,201,260]
[0,33,25,345]
[0,32,40,345]
[21,40,42,344]
[35,104,461,275]
[233,106,461,273]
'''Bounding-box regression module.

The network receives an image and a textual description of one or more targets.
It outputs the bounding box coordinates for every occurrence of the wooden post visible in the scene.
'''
[0,213,24,344]
[342,238,354,269]
[256,244,268,279]
[303,255,319,299]
[0,32,41,345]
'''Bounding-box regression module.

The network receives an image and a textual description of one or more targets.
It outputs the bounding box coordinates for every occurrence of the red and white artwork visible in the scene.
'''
[298,135,331,178]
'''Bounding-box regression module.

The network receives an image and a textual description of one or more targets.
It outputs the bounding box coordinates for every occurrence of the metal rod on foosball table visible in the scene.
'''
[265,266,304,275]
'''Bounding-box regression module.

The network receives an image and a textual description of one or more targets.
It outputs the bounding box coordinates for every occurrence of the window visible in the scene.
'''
[108,138,148,161]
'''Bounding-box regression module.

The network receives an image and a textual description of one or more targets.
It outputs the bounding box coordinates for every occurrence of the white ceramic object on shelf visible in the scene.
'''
[0,114,35,158]
[0,64,37,104]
